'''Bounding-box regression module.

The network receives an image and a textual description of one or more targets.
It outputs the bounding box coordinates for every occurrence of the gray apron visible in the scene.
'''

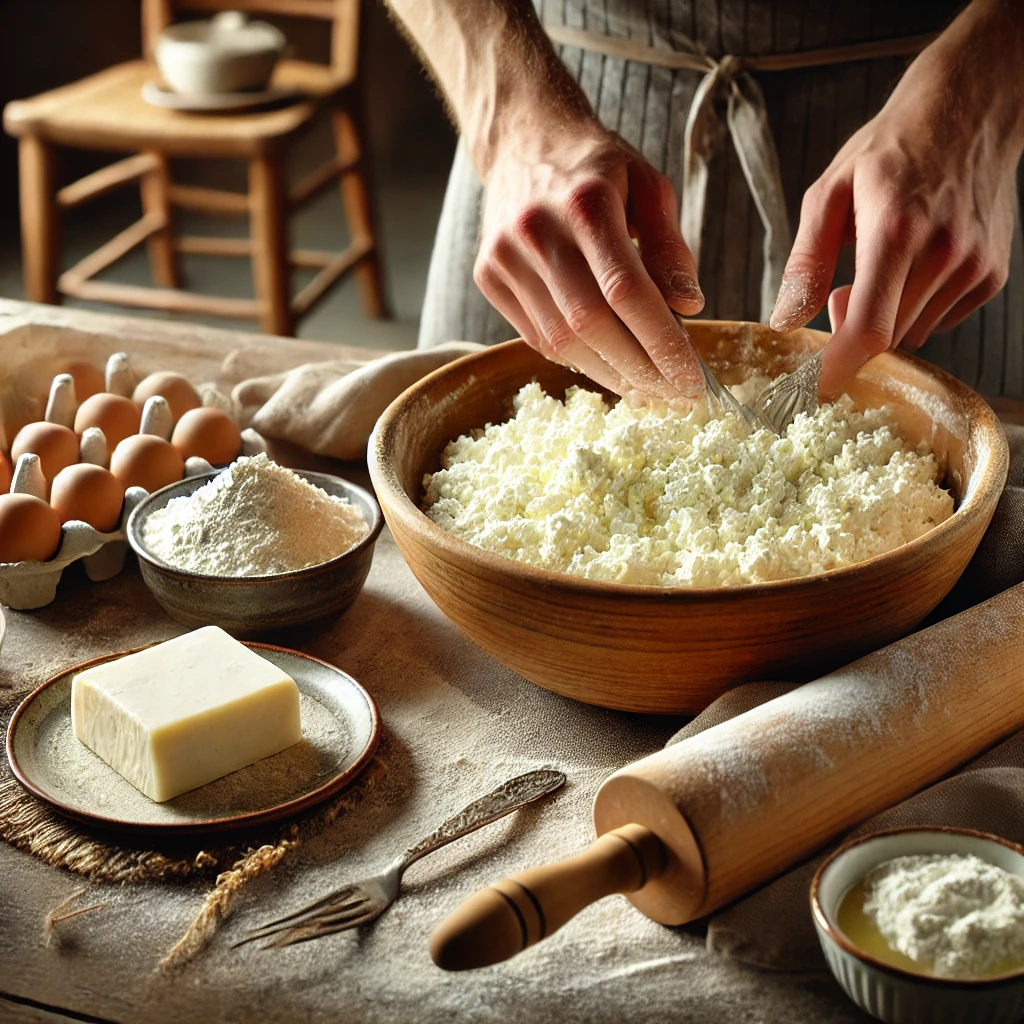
[418,0,1024,400]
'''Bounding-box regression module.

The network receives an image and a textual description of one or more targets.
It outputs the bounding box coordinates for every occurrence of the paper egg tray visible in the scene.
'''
[0,458,219,610]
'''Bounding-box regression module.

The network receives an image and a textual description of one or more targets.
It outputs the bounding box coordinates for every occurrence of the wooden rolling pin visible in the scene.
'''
[431,581,1024,970]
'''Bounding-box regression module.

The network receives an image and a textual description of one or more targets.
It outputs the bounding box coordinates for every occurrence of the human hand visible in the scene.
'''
[383,0,707,398]
[474,127,706,399]
[769,2,1024,396]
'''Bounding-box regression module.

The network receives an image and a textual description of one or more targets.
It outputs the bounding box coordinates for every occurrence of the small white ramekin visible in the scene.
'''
[811,827,1024,1024]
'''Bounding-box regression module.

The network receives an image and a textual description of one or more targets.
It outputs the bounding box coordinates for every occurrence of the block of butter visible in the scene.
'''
[71,625,302,802]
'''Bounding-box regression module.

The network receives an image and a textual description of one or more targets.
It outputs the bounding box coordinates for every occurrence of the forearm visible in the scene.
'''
[922,0,1024,156]
[384,0,597,179]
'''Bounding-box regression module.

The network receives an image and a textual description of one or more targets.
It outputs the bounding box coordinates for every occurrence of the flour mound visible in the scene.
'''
[422,383,953,587]
[864,853,1024,978]
[141,453,368,576]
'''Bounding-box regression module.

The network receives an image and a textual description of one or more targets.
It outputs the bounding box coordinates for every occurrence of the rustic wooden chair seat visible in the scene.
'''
[2,0,387,337]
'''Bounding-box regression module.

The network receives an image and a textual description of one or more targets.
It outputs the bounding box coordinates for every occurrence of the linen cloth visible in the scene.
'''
[93,350,1024,981]
[2,342,1021,1019]
[0,492,865,1024]
[231,342,483,461]
[1,455,1019,1022]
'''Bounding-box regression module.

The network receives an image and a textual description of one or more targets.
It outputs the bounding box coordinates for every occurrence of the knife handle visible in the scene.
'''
[429,824,666,971]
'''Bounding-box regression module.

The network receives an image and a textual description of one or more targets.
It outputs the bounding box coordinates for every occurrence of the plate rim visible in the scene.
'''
[141,80,302,112]
[4,642,381,837]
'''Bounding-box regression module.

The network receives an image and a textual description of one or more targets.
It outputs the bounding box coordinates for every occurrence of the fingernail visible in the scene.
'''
[770,264,827,333]
[669,272,704,310]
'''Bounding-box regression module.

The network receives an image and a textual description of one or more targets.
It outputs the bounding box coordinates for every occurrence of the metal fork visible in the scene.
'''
[746,350,823,435]
[671,314,821,435]
[695,349,770,431]
[235,768,566,950]
[672,314,774,432]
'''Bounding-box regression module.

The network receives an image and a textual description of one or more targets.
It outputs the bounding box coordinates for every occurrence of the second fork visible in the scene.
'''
[235,768,567,949]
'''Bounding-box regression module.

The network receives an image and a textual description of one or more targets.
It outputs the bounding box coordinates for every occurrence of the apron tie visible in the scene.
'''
[681,53,789,320]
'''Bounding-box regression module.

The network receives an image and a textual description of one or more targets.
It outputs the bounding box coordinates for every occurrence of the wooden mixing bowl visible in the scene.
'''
[369,322,1008,714]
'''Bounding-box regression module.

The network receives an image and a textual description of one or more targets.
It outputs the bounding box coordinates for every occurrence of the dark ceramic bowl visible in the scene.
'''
[127,469,383,636]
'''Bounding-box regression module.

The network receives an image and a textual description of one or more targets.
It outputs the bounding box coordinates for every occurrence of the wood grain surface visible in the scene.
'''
[1,301,1019,1024]
[0,991,113,1023]
[370,323,1009,714]
[2,60,337,158]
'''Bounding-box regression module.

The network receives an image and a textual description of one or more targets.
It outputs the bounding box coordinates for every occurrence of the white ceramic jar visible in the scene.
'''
[155,11,286,95]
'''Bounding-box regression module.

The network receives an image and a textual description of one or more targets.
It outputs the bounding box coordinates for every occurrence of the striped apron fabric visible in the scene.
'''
[417,0,1024,399]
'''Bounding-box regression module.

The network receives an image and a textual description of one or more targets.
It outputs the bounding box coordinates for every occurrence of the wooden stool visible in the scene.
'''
[2,0,389,337]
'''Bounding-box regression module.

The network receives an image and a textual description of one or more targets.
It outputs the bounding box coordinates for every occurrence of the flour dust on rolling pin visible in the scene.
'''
[596,582,1024,924]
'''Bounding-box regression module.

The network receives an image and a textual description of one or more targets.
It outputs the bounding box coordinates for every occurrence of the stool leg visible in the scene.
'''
[248,154,293,336]
[140,151,179,289]
[18,135,60,305]
[331,102,389,319]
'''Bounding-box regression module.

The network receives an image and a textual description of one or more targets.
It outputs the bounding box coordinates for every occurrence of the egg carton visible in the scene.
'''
[1,355,268,610]
[0,461,219,610]
[0,436,268,610]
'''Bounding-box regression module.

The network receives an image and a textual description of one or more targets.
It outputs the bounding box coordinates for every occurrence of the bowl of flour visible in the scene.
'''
[128,454,383,635]
[369,324,1009,714]
[812,827,1024,1023]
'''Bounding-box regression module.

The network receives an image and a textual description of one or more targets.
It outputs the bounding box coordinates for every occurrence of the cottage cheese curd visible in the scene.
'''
[422,383,953,587]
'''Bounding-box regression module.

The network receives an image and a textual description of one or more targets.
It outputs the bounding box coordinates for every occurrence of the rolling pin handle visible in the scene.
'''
[430,824,666,971]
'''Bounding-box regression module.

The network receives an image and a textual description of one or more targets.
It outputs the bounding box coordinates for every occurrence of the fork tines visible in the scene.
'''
[748,350,823,435]
[232,885,378,949]
[251,902,380,949]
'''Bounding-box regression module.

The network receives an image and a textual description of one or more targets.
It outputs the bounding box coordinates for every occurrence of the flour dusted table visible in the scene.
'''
[0,300,920,1024]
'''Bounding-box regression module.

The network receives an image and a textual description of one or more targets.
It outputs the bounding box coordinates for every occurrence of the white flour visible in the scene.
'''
[864,853,1024,978]
[140,453,368,576]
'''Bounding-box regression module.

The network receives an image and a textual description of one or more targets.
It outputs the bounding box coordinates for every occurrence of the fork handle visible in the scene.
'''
[400,769,566,869]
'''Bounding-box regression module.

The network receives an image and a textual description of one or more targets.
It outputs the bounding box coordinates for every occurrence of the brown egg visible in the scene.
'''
[10,422,80,483]
[64,361,105,402]
[0,492,62,563]
[133,372,201,424]
[74,393,141,450]
[0,453,11,494]
[110,434,184,493]
[50,463,125,532]
[171,407,242,465]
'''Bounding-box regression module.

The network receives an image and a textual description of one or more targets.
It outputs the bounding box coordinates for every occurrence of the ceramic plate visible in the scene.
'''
[141,81,302,112]
[5,644,379,837]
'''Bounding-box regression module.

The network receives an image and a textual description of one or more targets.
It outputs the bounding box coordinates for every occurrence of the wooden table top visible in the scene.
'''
[0,300,1019,1024]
